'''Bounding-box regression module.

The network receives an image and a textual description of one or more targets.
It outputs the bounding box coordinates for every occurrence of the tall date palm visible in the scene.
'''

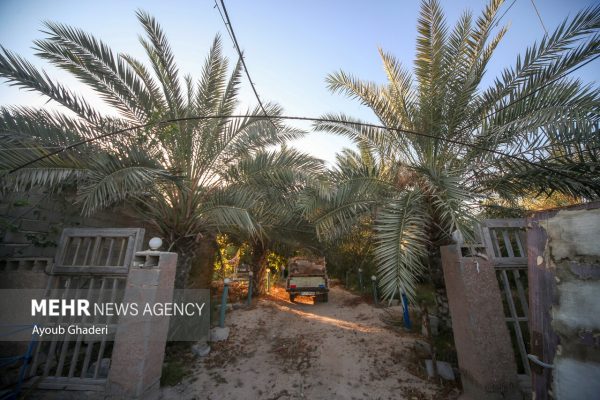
[0,11,304,287]
[311,0,600,300]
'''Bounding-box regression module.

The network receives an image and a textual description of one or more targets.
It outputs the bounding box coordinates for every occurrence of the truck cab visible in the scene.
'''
[285,257,329,303]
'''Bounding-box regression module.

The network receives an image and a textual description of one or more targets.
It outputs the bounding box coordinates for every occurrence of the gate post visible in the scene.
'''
[441,244,521,399]
[107,250,177,399]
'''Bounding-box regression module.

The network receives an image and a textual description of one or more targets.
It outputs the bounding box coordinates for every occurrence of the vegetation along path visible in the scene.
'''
[160,284,454,400]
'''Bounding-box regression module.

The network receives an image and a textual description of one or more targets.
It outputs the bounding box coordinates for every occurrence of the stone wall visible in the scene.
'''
[540,207,600,399]
[0,190,159,260]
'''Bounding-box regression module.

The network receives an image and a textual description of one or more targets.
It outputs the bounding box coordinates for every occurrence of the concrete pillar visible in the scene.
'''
[107,251,177,399]
[441,245,521,400]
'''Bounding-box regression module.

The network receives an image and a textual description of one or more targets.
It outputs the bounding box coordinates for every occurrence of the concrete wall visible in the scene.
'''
[543,207,600,400]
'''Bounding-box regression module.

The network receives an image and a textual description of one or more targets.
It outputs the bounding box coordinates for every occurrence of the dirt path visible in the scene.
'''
[161,285,446,400]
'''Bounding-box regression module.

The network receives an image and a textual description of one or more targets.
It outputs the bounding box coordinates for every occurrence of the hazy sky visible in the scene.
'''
[0,0,598,165]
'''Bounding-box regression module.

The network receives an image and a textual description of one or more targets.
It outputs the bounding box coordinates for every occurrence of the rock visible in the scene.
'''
[413,339,432,358]
[191,342,211,357]
[421,314,440,336]
[424,360,455,381]
[210,327,230,342]
[428,314,439,336]
[231,303,245,310]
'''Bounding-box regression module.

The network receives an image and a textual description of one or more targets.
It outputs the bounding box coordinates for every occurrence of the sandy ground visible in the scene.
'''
[160,285,451,400]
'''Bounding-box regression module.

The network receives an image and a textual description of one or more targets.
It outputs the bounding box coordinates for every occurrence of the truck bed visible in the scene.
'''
[286,275,329,302]
[288,275,327,288]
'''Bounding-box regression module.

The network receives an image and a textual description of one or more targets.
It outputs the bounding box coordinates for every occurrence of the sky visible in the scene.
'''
[0,0,598,166]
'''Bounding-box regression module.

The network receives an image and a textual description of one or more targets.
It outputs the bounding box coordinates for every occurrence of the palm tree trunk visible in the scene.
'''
[427,244,445,287]
[187,235,218,289]
[174,248,193,289]
[250,242,268,295]
[174,235,218,289]
[427,211,453,329]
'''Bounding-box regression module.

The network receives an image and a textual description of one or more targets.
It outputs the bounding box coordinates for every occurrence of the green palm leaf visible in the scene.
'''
[375,191,430,301]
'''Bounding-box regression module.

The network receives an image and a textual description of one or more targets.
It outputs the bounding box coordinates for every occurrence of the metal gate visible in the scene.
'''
[26,228,144,391]
[480,219,531,378]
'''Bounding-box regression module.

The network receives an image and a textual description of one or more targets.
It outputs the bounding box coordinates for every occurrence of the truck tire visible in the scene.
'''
[322,293,328,303]
[289,294,296,302]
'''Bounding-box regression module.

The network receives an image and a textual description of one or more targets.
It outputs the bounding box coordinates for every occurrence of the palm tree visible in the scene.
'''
[307,147,383,284]
[0,11,304,287]
[224,147,324,294]
[310,0,600,301]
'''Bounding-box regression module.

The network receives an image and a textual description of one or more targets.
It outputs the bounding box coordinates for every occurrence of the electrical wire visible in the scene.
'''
[215,0,278,130]
[3,1,598,189]
[3,114,597,190]
[0,147,64,151]
[530,0,548,34]
[495,0,518,27]
[213,2,235,47]
[213,0,597,162]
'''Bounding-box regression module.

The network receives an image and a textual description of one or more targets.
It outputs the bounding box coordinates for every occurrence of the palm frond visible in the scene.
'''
[33,21,156,123]
[136,9,185,117]
[197,185,261,237]
[415,0,447,109]
[374,190,430,301]
[76,148,174,215]
[479,4,600,117]
[0,47,105,127]
[120,53,167,114]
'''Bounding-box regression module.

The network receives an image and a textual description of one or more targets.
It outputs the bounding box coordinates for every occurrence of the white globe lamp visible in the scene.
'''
[149,237,163,250]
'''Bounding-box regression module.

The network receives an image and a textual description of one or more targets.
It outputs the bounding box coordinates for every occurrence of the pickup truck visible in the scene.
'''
[285,257,329,303]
